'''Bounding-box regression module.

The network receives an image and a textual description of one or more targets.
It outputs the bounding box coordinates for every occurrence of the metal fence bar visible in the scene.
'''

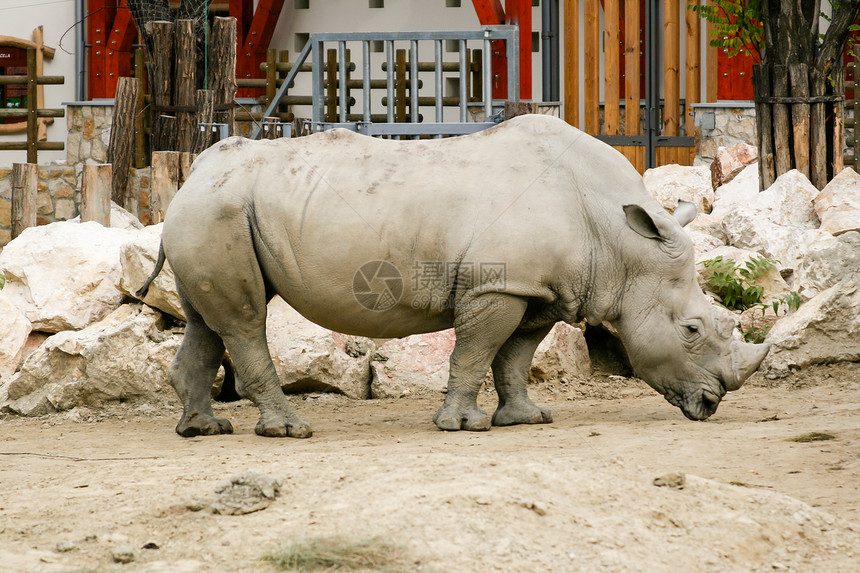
[435,39,443,124]
[386,40,395,123]
[459,39,468,123]
[483,35,492,120]
[338,41,347,122]
[410,39,419,128]
[311,39,324,126]
[363,40,371,122]
[506,26,520,103]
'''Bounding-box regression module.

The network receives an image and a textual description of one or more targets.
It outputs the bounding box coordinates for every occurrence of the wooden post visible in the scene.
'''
[663,0,680,137]
[395,49,407,122]
[265,48,277,106]
[133,48,147,168]
[149,21,174,152]
[326,48,337,122]
[832,60,845,176]
[211,17,237,136]
[771,65,791,176]
[11,163,38,239]
[752,64,776,190]
[685,2,701,136]
[174,20,197,153]
[26,48,38,164]
[604,0,620,135]
[107,77,139,207]
[583,0,599,134]
[193,89,216,154]
[80,164,112,226]
[625,0,640,135]
[151,151,180,224]
[809,68,827,188]
[789,63,810,178]
[564,0,579,127]
[705,1,718,102]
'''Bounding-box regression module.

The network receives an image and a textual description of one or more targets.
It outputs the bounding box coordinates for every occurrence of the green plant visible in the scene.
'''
[0,271,5,289]
[261,535,411,572]
[689,0,764,61]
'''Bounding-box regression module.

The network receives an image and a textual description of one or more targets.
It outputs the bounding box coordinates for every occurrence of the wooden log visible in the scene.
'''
[326,49,337,123]
[133,48,147,168]
[210,17,237,136]
[174,20,197,153]
[624,0,640,135]
[395,49,407,123]
[26,48,38,164]
[705,1,718,102]
[855,52,860,174]
[752,64,776,190]
[180,152,195,186]
[809,68,828,189]
[584,0,599,134]
[107,77,139,207]
[149,21,175,152]
[788,63,810,178]
[151,151,181,224]
[771,65,792,176]
[193,89,216,154]
[832,60,845,177]
[266,48,277,106]
[11,163,38,238]
[685,2,701,136]
[563,0,579,127]
[604,0,620,135]
[663,0,680,136]
[80,164,112,226]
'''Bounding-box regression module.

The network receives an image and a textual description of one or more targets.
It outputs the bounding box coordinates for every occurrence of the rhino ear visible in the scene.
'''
[623,204,665,240]
[673,200,697,227]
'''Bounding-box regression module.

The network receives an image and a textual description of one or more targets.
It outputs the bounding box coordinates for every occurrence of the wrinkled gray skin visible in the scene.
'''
[143,115,769,438]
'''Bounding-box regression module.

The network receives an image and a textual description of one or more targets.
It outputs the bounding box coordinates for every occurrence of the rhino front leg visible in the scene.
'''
[491,325,554,426]
[433,293,527,431]
[168,301,234,437]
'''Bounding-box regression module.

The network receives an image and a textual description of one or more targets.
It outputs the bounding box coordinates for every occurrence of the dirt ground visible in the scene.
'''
[1,364,859,573]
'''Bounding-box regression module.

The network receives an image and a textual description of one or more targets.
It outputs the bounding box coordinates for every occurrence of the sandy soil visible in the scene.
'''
[0,364,859,573]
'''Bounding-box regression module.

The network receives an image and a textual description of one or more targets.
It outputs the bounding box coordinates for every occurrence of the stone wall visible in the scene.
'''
[692,103,757,164]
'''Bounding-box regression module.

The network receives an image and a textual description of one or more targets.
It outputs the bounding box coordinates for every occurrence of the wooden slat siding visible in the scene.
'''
[624,0,640,135]
[584,0,600,134]
[705,1,718,102]
[685,2,701,136]
[604,0,620,135]
[618,145,646,171]
[564,0,580,127]
[663,0,680,137]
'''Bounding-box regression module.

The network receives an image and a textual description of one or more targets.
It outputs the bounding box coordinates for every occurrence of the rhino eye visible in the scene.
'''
[682,322,701,338]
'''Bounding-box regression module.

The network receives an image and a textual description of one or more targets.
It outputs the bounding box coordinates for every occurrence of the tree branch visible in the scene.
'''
[816,0,860,75]
[810,0,821,39]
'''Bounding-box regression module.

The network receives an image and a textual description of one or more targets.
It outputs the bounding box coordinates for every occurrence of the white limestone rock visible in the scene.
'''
[643,164,715,214]
[0,221,138,332]
[370,330,456,399]
[790,230,860,300]
[0,294,31,381]
[711,163,759,219]
[710,143,758,190]
[814,167,860,236]
[117,224,184,320]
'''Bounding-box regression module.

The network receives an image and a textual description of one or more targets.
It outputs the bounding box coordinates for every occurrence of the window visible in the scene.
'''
[446,0,462,7]
[295,33,309,53]
[294,0,309,8]
[369,0,384,8]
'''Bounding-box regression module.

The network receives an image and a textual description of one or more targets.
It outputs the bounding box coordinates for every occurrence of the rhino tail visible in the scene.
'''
[136,241,166,299]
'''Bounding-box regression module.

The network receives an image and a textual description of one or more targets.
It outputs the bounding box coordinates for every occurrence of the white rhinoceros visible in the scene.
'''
[139,114,769,438]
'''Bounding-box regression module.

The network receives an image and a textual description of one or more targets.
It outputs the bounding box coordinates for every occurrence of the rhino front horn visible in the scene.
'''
[727,340,771,391]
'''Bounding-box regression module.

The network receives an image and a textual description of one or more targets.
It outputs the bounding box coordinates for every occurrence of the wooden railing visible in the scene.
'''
[0,47,64,163]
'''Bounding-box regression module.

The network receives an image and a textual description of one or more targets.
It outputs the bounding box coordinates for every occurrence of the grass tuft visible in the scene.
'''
[789,432,836,443]
[262,535,411,572]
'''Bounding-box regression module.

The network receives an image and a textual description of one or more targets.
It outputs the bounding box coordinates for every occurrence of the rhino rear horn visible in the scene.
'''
[673,200,697,227]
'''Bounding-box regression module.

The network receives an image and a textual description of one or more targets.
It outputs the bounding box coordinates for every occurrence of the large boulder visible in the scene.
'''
[710,143,758,190]
[0,221,137,332]
[266,297,374,399]
[721,169,820,270]
[686,213,728,244]
[117,224,184,320]
[790,230,860,300]
[711,163,759,219]
[0,304,181,416]
[696,245,792,305]
[762,276,860,377]
[643,164,714,214]
[0,294,30,381]
[814,167,860,236]
[71,201,144,231]
[529,322,592,381]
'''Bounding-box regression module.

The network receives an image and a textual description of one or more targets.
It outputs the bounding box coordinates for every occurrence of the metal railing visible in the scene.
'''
[252,26,520,139]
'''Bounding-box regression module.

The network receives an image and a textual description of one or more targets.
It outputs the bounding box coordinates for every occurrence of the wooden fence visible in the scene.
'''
[0,47,65,164]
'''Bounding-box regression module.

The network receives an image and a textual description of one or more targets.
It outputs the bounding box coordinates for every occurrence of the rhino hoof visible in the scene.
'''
[176,413,234,437]
[433,405,491,432]
[492,403,553,426]
[255,416,313,438]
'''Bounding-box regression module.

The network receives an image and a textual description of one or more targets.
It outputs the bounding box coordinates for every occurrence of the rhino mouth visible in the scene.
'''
[666,387,724,421]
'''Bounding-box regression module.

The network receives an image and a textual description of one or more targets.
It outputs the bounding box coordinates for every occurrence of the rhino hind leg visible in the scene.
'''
[433,293,528,431]
[168,300,234,437]
[490,325,554,427]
